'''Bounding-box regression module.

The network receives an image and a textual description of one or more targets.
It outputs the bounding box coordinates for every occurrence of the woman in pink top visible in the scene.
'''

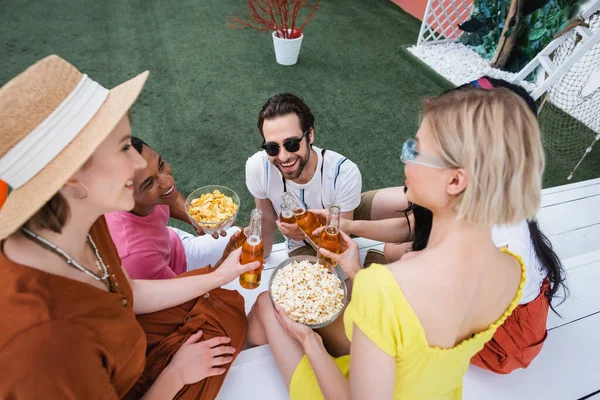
[106,137,238,279]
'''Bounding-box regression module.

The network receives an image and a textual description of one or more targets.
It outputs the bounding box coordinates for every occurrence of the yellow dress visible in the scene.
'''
[289,250,525,399]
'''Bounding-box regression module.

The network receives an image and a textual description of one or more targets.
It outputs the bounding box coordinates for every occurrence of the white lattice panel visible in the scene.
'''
[417,0,475,45]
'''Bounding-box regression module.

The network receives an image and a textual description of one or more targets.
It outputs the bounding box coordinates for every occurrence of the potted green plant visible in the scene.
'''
[229,0,320,66]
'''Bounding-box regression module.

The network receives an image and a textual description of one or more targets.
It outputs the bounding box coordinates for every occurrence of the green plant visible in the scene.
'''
[459,0,585,74]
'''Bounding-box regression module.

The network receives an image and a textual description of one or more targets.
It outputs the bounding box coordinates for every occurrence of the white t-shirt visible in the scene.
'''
[245,146,362,253]
[492,221,547,304]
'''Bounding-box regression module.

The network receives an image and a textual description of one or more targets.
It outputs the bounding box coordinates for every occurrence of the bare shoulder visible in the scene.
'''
[384,248,515,348]
[500,249,523,272]
[386,249,442,280]
[385,250,448,297]
[494,249,524,296]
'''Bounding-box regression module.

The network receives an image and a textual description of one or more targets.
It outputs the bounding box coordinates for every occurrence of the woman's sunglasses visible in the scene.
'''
[401,138,452,169]
[261,130,309,157]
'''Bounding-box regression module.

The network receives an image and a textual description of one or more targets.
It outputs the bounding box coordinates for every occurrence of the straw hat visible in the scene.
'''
[0,55,149,239]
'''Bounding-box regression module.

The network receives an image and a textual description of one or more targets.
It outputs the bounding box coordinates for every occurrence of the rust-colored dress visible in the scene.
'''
[0,217,247,399]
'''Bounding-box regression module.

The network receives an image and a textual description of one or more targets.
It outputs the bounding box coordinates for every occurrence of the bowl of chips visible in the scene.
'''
[185,185,240,235]
[268,255,347,329]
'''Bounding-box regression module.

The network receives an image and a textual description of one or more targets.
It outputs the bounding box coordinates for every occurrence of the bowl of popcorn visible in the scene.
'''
[269,255,348,329]
[185,185,240,235]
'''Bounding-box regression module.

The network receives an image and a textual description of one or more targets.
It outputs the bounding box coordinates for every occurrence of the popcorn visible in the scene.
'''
[271,260,345,325]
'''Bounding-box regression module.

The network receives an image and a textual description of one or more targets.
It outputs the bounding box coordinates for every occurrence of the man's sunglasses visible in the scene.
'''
[261,130,309,157]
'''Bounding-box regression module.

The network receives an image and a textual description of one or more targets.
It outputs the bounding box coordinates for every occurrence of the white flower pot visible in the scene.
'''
[272,30,304,66]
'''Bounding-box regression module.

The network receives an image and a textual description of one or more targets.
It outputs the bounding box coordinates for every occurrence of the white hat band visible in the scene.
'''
[0,74,109,189]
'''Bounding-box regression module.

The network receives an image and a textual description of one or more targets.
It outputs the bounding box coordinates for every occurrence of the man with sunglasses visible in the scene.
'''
[245,93,365,258]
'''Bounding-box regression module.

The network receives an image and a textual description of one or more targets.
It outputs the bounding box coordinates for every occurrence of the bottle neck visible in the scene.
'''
[328,213,340,230]
[248,210,262,237]
[282,192,303,212]
[281,204,294,218]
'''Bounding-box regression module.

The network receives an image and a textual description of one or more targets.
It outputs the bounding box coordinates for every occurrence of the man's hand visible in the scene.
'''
[276,220,306,242]
[308,208,328,227]
[194,225,228,239]
[173,191,226,238]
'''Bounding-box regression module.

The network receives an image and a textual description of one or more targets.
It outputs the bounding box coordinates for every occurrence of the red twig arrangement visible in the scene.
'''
[228,0,320,39]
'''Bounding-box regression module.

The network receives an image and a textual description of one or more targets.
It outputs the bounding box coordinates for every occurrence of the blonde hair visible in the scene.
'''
[423,87,545,226]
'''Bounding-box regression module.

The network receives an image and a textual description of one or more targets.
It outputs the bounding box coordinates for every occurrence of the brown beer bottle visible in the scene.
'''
[239,209,264,289]
[281,192,322,245]
[279,201,297,224]
[318,205,342,266]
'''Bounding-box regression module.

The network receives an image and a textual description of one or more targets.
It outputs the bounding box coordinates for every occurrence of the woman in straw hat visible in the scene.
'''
[0,55,260,399]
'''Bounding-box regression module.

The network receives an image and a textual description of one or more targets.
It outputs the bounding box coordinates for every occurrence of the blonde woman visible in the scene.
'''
[0,56,259,399]
[246,87,544,399]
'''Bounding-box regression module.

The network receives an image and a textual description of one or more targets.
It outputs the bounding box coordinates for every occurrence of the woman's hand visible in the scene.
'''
[213,247,261,286]
[273,304,317,346]
[309,208,352,234]
[212,229,242,270]
[168,330,236,386]
[319,230,361,280]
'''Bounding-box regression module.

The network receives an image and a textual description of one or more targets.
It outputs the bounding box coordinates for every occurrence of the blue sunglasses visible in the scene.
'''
[401,138,452,169]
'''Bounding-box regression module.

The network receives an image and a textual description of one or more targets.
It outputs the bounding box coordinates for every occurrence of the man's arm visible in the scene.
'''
[254,197,278,258]
[340,210,354,222]
[169,191,190,224]
[313,209,413,244]
[346,216,414,243]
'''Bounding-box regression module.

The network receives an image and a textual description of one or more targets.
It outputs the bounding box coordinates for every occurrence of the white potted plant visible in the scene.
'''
[229,0,320,66]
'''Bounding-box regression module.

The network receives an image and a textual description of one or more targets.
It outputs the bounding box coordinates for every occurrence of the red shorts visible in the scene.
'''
[471,279,550,374]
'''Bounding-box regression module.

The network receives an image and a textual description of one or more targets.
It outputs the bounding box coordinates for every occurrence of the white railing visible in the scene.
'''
[515,1,600,100]
[417,0,475,45]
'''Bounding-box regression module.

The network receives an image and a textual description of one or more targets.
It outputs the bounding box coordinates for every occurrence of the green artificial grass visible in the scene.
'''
[2,0,598,236]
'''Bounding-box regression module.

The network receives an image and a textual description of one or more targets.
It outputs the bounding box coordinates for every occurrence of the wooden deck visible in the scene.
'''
[219,178,600,400]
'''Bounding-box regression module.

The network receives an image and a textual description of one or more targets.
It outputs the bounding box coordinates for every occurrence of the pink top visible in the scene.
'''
[105,205,187,279]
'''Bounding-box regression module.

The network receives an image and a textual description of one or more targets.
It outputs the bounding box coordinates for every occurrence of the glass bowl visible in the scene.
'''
[268,255,348,329]
[185,185,240,235]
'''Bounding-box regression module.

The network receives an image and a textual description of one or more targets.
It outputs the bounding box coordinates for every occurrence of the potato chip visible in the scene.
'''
[187,189,238,226]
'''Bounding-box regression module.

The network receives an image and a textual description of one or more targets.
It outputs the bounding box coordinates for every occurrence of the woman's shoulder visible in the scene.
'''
[385,250,437,285]
[352,262,425,322]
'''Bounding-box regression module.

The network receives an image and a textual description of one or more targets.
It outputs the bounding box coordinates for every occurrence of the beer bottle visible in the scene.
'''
[318,205,342,266]
[281,192,322,246]
[279,201,297,224]
[239,209,264,289]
